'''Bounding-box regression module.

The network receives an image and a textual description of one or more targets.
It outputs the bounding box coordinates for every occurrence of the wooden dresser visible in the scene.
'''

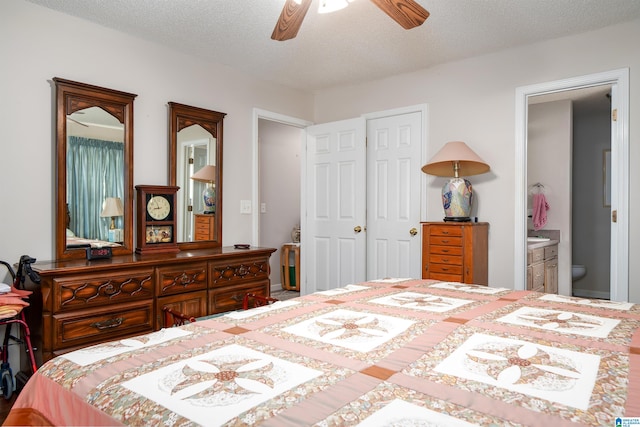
[194,214,215,241]
[33,247,275,361]
[421,222,489,285]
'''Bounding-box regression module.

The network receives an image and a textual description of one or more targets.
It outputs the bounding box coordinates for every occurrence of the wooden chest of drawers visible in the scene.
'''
[35,247,275,361]
[194,214,215,241]
[421,222,489,285]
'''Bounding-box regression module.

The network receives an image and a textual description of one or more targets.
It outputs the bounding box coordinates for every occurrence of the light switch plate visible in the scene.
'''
[240,200,252,214]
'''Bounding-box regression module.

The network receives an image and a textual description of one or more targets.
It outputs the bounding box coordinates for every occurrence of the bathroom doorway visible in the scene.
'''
[527,85,612,299]
[514,69,629,302]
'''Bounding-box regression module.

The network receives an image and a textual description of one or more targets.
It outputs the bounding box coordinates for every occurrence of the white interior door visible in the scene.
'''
[304,118,367,293]
[366,111,423,279]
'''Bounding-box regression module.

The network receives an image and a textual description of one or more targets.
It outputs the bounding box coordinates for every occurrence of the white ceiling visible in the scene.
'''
[26,0,640,91]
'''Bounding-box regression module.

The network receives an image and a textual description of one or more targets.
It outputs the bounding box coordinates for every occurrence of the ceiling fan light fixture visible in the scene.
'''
[318,0,348,14]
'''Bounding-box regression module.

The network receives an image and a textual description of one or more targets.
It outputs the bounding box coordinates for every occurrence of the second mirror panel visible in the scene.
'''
[169,102,226,249]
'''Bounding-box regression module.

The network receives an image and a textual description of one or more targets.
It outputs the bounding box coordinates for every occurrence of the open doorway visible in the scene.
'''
[252,109,312,292]
[528,86,612,299]
[514,69,629,302]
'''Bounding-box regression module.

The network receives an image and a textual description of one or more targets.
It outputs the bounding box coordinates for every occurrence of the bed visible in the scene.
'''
[5,279,640,426]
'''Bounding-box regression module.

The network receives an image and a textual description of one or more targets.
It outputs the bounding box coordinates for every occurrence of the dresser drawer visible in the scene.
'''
[53,269,154,312]
[428,225,463,237]
[429,236,462,246]
[209,258,270,286]
[429,245,463,256]
[52,301,153,349]
[156,262,207,296]
[429,263,463,275]
[429,254,463,265]
[209,280,270,313]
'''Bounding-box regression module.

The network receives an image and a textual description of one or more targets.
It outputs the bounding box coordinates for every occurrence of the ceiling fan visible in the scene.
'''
[272,0,430,41]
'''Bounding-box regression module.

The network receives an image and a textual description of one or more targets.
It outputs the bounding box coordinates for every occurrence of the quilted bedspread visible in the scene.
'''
[9,279,640,426]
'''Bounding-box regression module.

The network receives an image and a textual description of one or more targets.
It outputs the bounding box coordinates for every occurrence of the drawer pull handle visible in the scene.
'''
[441,249,449,253]
[91,317,124,331]
[231,294,243,302]
[179,273,190,284]
[442,258,449,262]
[103,284,117,295]
[442,231,449,234]
[237,266,249,276]
[441,239,449,243]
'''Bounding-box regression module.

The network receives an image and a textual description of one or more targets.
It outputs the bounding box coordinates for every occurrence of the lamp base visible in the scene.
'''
[202,185,216,214]
[442,177,473,219]
[443,216,471,222]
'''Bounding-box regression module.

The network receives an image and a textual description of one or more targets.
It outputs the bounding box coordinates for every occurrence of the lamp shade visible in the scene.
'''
[421,141,490,222]
[191,165,216,214]
[100,197,124,237]
[190,165,216,183]
[100,197,124,218]
[421,141,490,177]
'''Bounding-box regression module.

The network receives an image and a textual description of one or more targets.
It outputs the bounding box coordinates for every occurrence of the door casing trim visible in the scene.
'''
[514,68,629,301]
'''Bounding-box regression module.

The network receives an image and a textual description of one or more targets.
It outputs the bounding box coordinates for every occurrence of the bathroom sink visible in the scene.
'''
[527,237,551,242]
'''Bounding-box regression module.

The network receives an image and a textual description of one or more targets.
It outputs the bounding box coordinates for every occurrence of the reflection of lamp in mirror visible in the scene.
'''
[100,197,124,242]
[421,141,490,222]
[191,165,216,214]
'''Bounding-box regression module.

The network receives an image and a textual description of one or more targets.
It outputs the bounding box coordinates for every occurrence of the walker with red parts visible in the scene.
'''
[0,255,39,400]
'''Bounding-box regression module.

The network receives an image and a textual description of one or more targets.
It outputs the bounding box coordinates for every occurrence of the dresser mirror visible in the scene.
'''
[168,102,225,249]
[54,78,136,260]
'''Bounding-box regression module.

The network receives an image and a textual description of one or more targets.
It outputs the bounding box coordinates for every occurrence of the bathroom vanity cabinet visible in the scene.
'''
[527,241,558,294]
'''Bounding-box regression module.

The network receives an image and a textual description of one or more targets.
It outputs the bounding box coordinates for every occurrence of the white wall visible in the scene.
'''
[313,20,640,302]
[258,120,302,288]
[527,101,572,294]
[2,1,639,303]
[0,0,314,267]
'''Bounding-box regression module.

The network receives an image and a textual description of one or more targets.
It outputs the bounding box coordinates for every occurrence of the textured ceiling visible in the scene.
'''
[26,0,640,91]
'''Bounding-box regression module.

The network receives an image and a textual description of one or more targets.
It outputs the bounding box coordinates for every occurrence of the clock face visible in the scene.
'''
[147,195,171,220]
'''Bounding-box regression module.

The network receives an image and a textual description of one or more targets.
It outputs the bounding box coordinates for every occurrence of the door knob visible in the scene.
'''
[409,227,418,236]
[354,226,362,233]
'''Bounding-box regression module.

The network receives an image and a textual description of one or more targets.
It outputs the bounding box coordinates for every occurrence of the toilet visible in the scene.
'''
[572,265,587,281]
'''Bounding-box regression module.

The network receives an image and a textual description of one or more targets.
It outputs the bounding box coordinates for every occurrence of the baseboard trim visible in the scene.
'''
[572,288,610,300]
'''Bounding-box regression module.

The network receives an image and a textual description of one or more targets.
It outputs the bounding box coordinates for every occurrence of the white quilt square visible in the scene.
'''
[123,343,322,426]
[434,333,600,410]
[430,282,508,294]
[357,399,477,427]
[369,291,473,313]
[497,306,621,338]
[282,309,414,352]
[62,328,193,366]
[315,284,370,296]
[538,294,635,311]
[224,300,300,320]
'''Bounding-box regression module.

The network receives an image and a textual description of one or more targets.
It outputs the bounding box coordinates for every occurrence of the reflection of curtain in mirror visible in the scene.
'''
[67,137,124,241]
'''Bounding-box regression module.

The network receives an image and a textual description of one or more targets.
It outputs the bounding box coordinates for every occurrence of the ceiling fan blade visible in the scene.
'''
[271,0,313,41]
[66,116,89,127]
[369,0,429,30]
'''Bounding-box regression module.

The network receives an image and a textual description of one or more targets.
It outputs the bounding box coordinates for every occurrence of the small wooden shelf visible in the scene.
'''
[280,243,300,291]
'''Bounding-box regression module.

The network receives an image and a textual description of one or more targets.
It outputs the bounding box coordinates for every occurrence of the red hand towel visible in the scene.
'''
[533,193,549,230]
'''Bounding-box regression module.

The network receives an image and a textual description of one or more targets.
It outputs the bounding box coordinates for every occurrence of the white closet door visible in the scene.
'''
[366,111,423,280]
[304,118,367,293]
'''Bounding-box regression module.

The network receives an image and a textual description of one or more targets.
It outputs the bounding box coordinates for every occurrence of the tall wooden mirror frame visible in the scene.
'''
[168,102,225,250]
[54,78,137,260]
